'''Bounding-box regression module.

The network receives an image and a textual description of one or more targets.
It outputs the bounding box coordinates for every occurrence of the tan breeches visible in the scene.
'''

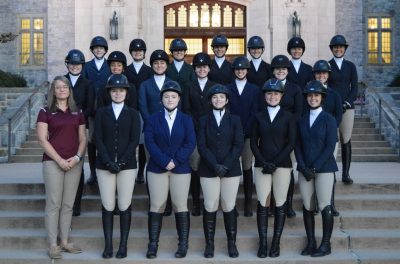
[339,109,354,144]
[298,172,334,211]
[200,176,240,212]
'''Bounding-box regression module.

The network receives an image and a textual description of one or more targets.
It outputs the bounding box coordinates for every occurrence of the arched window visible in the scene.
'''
[164,1,247,61]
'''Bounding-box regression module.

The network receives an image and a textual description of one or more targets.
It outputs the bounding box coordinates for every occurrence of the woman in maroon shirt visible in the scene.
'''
[37,76,87,259]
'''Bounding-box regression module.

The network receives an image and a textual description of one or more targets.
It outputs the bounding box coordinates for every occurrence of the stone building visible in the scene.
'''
[0,0,398,88]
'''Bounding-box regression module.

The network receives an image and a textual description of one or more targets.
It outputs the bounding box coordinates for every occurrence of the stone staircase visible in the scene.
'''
[12,116,399,163]
[0,180,399,264]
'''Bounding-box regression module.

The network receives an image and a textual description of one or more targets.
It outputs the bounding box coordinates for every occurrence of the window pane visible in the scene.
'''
[189,4,199,27]
[368,32,378,52]
[382,32,391,52]
[33,53,44,65]
[368,18,378,29]
[223,5,232,27]
[21,19,30,29]
[211,4,221,27]
[34,33,44,53]
[178,5,187,27]
[382,53,391,64]
[164,38,173,51]
[235,8,244,27]
[226,38,244,54]
[381,18,391,29]
[33,19,43,30]
[183,38,202,55]
[20,32,30,65]
[166,8,176,27]
[200,3,210,27]
[368,53,378,64]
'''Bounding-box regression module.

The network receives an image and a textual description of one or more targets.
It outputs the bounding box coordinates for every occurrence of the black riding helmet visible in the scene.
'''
[247,36,265,49]
[107,51,127,69]
[207,84,230,100]
[262,78,285,93]
[169,38,187,51]
[160,80,182,99]
[312,60,332,73]
[150,49,169,65]
[192,52,212,68]
[329,35,349,49]
[65,49,85,65]
[232,56,251,69]
[271,55,291,69]
[129,38,147,53]
[90,36,108,52]
[287,37,306,54]
[106,74,130,89]
[303,80,327,97]
[211,34,229,48]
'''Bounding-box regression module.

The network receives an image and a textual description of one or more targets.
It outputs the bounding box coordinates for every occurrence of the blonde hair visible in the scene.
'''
[47,76,78,113]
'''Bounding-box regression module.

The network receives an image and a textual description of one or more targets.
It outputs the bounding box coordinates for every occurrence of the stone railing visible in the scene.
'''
[0,83,48,162]
[365,87,400,157]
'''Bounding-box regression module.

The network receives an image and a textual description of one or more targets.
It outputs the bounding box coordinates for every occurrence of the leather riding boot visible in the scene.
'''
[311,206,333,257]
[268,191,275,217]
[331,174,340,216]
[190,172,201,216]
[164,193,172,216]
[301,206,316,256]
[86,142,98,185]
[101,206,114,259]
[116,205,132,258]
[286,171,296,218]
[146,212,163,259]
[203,209,216,258]
[256,202,268,258]
[341,141,354,184]
[243,169,253,217]
[269,202,287,258]
[223,208,239,258]
[136,144,146,184]
[73,169,84,216]
[174,211,190,258]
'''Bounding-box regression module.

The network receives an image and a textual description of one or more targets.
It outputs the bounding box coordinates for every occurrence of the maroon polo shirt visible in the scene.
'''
[37,107,85,161]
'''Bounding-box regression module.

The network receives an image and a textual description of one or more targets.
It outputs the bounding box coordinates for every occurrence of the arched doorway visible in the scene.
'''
[164,1,247,62]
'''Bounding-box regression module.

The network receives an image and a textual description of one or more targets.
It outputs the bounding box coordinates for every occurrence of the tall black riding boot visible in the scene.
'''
[116,205,132,258]
[190,171,201,216]
[223,208,239,258]
[256,202,268,258]
[311,205,333,257]
[269,202,287,258]
[341,141,354,184]
[301,206,316,256]
[86,142,98,185]
[136,144,146,184]
[243,169,253,217]
[286,171,296,218]
[146,212,163,259]
[203,209,216,258]
[164,192,172,216]
[101,206,114,259]
[175,211,190,258]
[331,174,340,216]
[73,169,84,216]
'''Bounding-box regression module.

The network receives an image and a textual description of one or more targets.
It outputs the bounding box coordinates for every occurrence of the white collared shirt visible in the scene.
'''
[198,77,208,91]
[154,75,166,90]
[291,58,301,73]
[68,74,79,87]
[112,102,124,120]
[213,109,225,126]
[133,61,144,73]
[173,60,184,73]
[235,79,247,95]
[251,58,262,72]
[95,57,105,71]
[309,107,323,127]
[334,57,344,70]
[164,108,177,133]
[214,56,225,68]
[281,79,287,86]
[267,105,280,122]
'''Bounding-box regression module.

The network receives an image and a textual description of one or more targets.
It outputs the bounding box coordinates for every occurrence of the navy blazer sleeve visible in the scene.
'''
[95,108,112,164]
[144,117,172,169]
[120,109,141,162]
[197,116,219,168]
[346,62,358,106]
[272,116,297,166]
[294,120,306,171]
[172,115,196,166]
[312,115,338,171]
[222,116,244,169]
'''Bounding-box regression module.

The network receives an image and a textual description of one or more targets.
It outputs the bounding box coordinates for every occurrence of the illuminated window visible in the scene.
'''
[167,8,176,27]
[200,3,210,27]
[20,17,45,66]
[367,17,392,64]
[189,4,199,27]
[165,38,203,55]
[223,5,232,27]
[207,38,245,55]
[178,5,187,27]
[211,4,221,27]
[235,8,244,27]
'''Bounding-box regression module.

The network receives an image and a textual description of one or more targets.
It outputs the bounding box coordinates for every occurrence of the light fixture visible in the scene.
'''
[109,11,118,40]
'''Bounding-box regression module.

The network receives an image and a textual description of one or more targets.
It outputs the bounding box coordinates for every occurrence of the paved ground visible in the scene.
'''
[0,162,399,184]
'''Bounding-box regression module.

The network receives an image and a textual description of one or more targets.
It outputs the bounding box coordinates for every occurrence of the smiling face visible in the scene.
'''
[249,48,263,59]
[110,87,127,104]
[331,45,346,58]
[212,46,227,58]
[162,91,180,111]
[172,50,186,61]
[110,61,124,74]
[211,93,228,109]
[307,93,322,108]
[289,47,304,59]
[234,68,248,80]
[152,60,168,75]
[265,91,283,107]
[54,80,70,101]
[195,65,210,79]
[273,67,289,81]
[314,71,329,85]
[92,46,106,59]
[67,63,83,75]
[131,50,145,61]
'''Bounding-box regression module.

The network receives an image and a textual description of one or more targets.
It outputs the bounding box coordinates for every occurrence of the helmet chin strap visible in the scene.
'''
[69,71,81,77]
[267,103,279,108]
[164,106,177,113]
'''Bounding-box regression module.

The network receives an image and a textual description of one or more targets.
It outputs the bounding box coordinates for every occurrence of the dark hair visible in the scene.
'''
[47,76,78,113]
